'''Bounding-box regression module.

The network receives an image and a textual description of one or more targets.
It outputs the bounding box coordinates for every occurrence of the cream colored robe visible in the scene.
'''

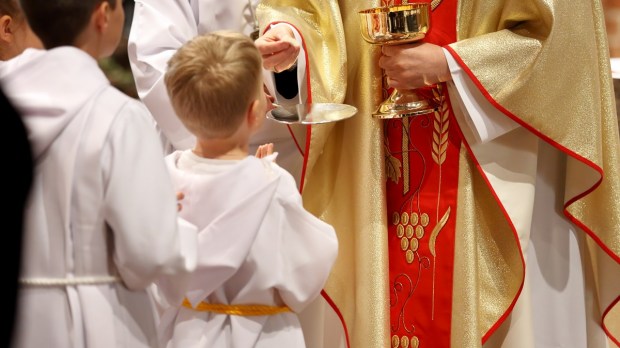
[258,0,620,347]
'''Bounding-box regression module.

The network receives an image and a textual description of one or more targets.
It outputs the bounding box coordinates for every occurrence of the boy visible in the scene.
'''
[0,0,41,60]
[128,0,308,186]
[0,1,198,347]
[158,31,338,347]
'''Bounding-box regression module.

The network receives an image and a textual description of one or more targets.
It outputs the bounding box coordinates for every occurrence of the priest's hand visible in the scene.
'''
[379,42,451,90]
[264,84,276,111]
[255,25,300,73]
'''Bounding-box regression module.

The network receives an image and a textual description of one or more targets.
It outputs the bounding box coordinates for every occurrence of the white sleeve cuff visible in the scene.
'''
[442,47,520,144]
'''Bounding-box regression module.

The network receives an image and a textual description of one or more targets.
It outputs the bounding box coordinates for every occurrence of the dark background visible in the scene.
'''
[99,0,137,98]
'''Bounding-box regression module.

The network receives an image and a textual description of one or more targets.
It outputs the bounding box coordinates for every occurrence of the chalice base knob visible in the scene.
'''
[373,89,438,119]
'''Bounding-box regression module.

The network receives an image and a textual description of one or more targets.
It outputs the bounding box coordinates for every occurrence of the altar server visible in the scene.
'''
[157,31,338,348]
[1,0,199,347]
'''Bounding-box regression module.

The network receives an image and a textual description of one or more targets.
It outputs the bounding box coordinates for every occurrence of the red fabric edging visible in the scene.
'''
[265,21,351,347]
[444,45,620,345]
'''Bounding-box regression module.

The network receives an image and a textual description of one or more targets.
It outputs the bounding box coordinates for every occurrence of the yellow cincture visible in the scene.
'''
[182,298,291,316]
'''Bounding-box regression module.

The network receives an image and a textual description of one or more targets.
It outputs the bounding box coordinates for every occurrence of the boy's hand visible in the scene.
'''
[176,192,185,212]
[255,143,274,159]
[255,25,299,73]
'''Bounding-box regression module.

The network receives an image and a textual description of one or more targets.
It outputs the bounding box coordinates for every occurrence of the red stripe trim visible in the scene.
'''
[286,124,304,156]
[265,21,349,347]
[299,125,312,194]
[320,289,352,348]
[446,102,525,344]
[602,295,620,347]
[444,45,620,344]
[265,21,313,194]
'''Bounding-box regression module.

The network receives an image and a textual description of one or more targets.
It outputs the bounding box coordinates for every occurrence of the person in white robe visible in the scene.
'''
[1,0,199,347]
[127,0,309,184]
[157,31,338,348]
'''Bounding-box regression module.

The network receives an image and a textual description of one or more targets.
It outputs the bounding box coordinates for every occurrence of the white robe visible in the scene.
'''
[127,0,308,184]
[0,47,198,348]
[158,151,338,348]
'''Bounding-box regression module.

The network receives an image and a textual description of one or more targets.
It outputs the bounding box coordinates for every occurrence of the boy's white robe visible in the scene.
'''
[159,152,338,348]
[1,47,198,348]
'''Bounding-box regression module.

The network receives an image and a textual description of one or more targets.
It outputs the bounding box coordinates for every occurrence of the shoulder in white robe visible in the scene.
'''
[1,46,198,348]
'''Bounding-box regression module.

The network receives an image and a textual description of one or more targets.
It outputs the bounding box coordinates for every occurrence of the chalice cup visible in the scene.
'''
[360,2,438,119]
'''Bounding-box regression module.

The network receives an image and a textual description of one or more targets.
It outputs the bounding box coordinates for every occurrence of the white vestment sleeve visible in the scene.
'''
[442,48,520,144]
[610,58,620,79]
[127,0,197,150]
[102,101,197,291]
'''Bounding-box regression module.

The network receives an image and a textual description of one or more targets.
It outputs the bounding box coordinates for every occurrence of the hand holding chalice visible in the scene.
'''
[359,2,438,119]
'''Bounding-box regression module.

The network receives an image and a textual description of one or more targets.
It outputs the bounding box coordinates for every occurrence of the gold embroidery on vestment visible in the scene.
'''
[391,334,420,347]
[402,118,410,194]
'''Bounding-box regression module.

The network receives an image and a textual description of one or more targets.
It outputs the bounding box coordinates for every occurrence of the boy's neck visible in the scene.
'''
[193,138,248,160]
[74,32,103,59]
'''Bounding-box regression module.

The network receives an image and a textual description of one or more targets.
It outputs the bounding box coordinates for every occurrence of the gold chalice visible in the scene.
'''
[360,2,438,119]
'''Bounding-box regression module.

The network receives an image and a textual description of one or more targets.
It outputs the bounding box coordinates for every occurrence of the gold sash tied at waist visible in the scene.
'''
[182,298,291,316]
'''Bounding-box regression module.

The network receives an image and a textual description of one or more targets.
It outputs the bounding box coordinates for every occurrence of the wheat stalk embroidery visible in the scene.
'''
[430,86,450,319]
[431,100,449,166]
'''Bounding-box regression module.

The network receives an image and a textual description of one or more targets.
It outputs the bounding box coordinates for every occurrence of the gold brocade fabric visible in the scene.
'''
[452,0,620,244]
[258,1,391,347]
[450,0,620,343]
[259,0,620,346]
[450,147,524,347]
[258,3,467,347]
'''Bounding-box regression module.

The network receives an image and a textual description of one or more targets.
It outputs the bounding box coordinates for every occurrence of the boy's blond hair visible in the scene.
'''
[165,31,262,139]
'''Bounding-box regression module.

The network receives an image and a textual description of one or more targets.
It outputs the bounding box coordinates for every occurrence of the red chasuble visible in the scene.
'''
[384,1,459,347]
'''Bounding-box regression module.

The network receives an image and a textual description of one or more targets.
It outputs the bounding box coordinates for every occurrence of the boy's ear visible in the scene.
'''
[92,1,111,33]
[0,15,13,43]
[246,99,261,128]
